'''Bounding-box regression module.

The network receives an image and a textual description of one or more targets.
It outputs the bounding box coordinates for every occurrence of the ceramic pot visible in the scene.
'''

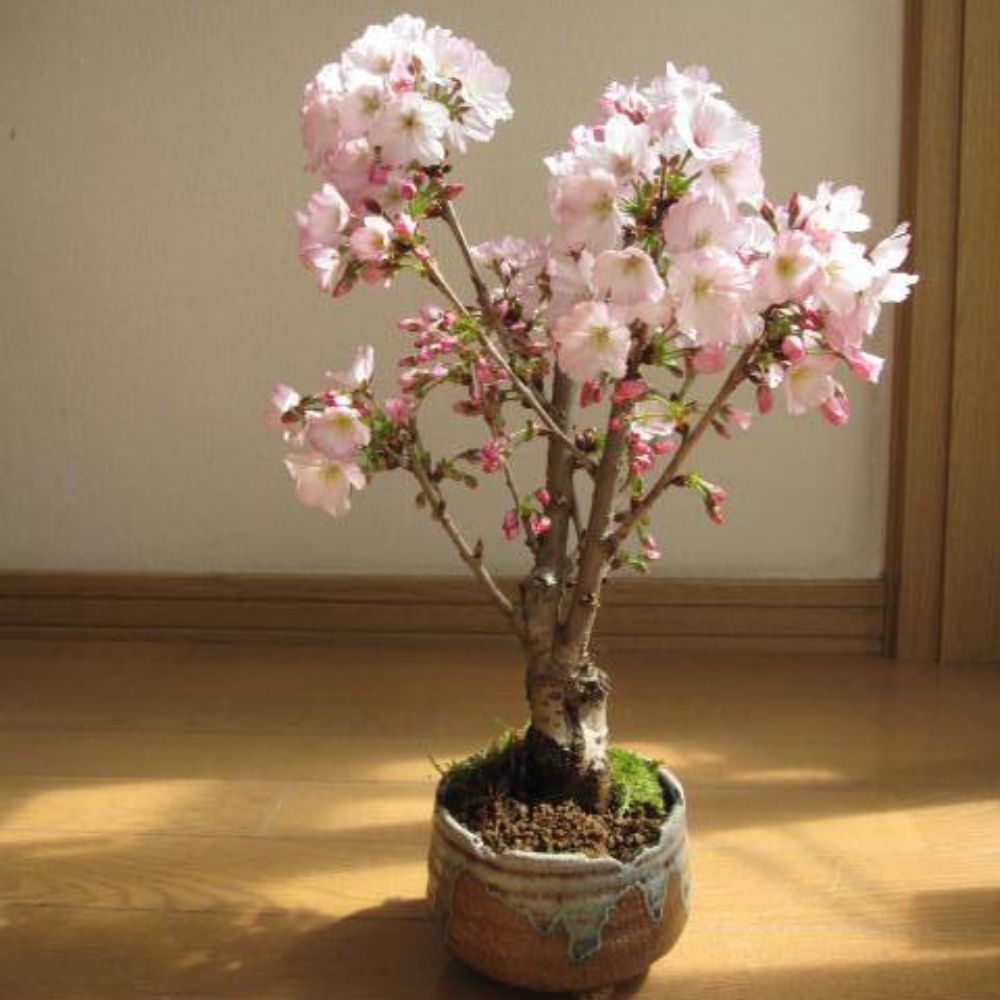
[427,767,690,995]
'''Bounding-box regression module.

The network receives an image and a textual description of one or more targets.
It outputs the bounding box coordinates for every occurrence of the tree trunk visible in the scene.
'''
[514,369,613,812]
[520,645,611,811]
[515,394,632,812]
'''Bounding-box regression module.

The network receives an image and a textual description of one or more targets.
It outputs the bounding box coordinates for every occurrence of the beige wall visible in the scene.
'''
[0,0,903,577]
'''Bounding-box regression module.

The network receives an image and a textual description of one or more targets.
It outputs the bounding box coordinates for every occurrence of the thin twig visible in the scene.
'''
[608,340,759,549]
[432,203,597,475]
[406,436,517,623]
[422,254,593,472]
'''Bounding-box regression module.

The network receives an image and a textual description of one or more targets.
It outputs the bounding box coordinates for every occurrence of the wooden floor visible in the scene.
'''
[0,637,997,999]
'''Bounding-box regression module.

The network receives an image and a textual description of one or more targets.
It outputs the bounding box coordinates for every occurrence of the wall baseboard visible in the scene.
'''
[0,573,885,654]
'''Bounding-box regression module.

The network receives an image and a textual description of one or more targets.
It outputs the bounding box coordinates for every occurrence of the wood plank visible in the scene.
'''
[885,0,965,660]
[940,0,1000,662]
[0,637,997,999]
[0,572,886,653]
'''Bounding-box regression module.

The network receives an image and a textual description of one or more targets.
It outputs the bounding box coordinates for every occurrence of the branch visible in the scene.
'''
[607,339,759,549]
[406,436,518,625]
[432,203,597,475]
[556,403,630,665]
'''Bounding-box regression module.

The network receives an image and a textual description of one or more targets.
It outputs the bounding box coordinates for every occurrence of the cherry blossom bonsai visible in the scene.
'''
[270,15,915,829]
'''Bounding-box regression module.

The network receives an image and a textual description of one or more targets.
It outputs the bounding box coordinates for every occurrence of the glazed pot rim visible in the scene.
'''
[433,764,686,873]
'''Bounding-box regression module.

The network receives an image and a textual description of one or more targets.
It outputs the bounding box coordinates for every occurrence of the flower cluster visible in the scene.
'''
[534,64,915,432]
[273,21,916,572]
[268,346,376,518]
[296,16,511,296]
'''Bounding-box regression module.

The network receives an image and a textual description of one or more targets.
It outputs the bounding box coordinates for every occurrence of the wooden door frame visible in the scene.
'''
[887,0,1000,662]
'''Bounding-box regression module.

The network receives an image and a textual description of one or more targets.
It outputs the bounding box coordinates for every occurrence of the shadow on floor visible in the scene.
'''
[1,896,650,999]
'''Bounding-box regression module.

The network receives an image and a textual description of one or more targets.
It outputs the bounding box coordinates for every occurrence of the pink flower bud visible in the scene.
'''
[613,378,649,405]
[442,182,466,201]
[399,179,418,200]
[708,484,728,505]
[727,406,753,431]
[781,334,806,362]
[756,385,774,414]
[821,389,851,426]
[642,535,662,561]
[502,509,520,541]
[609,417,623,432]
[393,213,417,241]
[528,513,552,537]
[580,380,603,408]
[535,489,552,508]
[332,274,355,299]
[362,264,389,286]
[383,395,413,427]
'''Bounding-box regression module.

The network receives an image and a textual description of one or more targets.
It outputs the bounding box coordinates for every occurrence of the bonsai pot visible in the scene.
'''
[427,767,690,995]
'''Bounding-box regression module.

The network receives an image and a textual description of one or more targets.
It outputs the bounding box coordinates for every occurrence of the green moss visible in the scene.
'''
[436,735,665,818]
[608,747,665,816]
[433,726,518,813]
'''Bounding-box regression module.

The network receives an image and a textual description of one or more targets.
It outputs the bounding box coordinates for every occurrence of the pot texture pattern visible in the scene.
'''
[427,768,690,994]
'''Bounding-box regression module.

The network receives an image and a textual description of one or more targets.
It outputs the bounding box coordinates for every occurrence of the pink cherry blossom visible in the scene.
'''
[552,301,632,381]
[593,248,665,306]
[803,183,871,239]
[266,383,301,437]
[297,184,351,292]
[814,234,875,312]
[754,229,822,306]
[630,400,677,446]
[301,63,345,173]
[661,194,748,255]
[676,95,758,165]
[324,138,379,210]
[326,345,375,391]
[784,354,839,416]
[480,437,506,474]
[668,248,754,344]
[548,169,623,251]
[371,92,449,165]
[845,349,885,384]
[867,223,919,305]
[691,343,729,374]
[573,115,655,184]
[338,69,387,138]
[545,250,596,320]
[694,136,765,208]
[350,215,395,262]
[305,404,371,459]
[284,452,366,518]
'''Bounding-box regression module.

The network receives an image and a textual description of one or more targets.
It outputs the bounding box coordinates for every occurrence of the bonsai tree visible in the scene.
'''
[269,15,916,814]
